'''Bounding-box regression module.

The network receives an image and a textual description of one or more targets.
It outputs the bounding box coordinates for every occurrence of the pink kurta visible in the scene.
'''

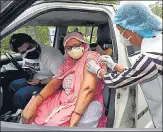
[25,44,107,127]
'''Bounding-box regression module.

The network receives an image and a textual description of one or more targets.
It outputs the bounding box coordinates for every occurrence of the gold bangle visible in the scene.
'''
[36,93,44,102]
[72,111,83,116]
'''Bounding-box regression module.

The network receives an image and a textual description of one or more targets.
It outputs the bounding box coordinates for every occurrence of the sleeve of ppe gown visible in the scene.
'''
[104,54,159,89]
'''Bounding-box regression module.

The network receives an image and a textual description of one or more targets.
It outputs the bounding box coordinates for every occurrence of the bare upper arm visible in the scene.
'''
[81,60,99,91]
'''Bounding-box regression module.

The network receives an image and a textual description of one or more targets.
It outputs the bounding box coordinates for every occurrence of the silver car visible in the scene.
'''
[0,0,157,131]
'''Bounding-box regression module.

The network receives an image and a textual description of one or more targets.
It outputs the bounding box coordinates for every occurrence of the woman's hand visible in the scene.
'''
[69,112,82,127]
[69,123,77,127]
[22,103,37,124]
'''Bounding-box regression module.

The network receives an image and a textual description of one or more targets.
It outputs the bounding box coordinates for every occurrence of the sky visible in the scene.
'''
[120,1,158,5]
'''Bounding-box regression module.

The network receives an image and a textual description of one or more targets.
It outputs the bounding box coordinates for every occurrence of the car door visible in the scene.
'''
[112,5,154,128]
[126,46,154,128]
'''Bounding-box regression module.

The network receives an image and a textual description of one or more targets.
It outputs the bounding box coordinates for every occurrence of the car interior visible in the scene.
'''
[0,8,118,128]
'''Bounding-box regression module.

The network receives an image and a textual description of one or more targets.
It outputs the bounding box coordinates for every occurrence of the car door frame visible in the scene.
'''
[0,0,37,31]
[126,46,154,128]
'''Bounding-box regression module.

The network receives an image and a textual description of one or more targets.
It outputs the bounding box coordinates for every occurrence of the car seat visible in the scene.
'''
[90,23,113,53]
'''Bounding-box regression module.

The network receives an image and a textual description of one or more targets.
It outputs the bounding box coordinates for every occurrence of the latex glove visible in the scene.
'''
[87,61,101,75]
[100,55,117,70]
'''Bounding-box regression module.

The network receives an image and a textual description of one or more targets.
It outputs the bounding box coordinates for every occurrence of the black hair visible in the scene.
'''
[9,33,36,52]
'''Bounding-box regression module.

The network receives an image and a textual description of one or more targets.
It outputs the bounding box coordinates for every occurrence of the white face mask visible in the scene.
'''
[67,47,84,59]
[120,29,134,46]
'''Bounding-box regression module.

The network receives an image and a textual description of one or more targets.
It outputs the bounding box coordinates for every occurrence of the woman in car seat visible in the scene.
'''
[22,32,107,127]
[87,2,162,128]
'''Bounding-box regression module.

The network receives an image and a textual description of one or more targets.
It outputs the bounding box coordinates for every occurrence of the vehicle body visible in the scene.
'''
[0,0,156,131]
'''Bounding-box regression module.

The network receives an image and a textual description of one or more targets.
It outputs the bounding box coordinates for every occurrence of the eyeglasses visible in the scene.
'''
[19,45,34,54]
[64,43,82,52]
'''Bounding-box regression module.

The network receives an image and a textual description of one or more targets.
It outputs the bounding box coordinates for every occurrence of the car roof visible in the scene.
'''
[0,0,37,31]
[1,1,116,39]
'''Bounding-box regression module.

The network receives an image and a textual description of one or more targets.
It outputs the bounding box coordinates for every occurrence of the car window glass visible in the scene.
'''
[1,26,56,57]
[127,45,141,57]
[67,26,98,44]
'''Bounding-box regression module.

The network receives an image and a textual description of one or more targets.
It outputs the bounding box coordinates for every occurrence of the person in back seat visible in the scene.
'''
[96,24,113,53]
[22,32,107,127]
[1,33,64,113]
[96,45,112,56]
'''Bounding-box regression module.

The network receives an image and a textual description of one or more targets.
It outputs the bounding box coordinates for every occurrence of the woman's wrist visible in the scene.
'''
[69,111,83,127]
[33,94,44,106]
[36,93,44,102]
[72,111,83,116]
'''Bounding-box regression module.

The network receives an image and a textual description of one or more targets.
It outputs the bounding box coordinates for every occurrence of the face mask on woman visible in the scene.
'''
[67,46,84,60]
[120,29,134,46]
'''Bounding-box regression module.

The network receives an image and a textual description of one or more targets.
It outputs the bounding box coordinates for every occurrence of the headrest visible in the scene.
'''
[97,24,112,45]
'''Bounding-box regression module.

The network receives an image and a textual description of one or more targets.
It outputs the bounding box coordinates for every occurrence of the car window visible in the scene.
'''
[1,26,56,56]
[127,45,141,57]
[67,26,98,43]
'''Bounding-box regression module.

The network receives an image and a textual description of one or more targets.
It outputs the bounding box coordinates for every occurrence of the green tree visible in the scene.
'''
[150,2,162,18]
[87,0,120,4]
[36,26,51,46]
[0,26,52,53]
[0,27,27,53]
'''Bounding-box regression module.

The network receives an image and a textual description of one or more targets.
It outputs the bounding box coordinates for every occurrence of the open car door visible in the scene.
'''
[126,46,154,128]
[0,0,37,31]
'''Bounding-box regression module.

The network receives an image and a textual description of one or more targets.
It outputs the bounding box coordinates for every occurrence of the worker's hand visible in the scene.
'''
[27,80,40,85]
[22,102,37,124]
[100,55,117,70]
[87,60,101,75]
